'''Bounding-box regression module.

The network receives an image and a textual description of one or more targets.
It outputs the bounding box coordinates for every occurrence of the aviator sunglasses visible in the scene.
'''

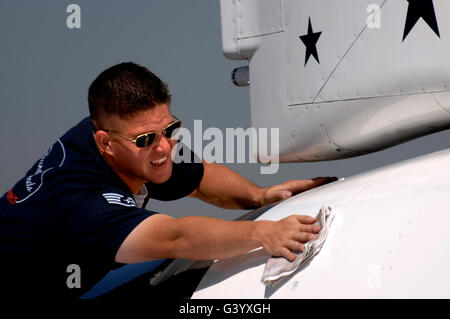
[104,117,182,148]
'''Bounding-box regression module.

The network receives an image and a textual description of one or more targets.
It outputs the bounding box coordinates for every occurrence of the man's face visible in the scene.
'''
[103,104,177,189]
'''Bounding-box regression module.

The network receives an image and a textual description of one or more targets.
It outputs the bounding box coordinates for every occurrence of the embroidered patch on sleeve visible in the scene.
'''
[102,193,136,207]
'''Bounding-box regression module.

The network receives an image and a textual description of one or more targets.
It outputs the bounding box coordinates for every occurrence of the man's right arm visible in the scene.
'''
[115,214,321,263]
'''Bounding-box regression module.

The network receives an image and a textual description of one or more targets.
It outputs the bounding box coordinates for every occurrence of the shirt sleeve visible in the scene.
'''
[146,148,204,201]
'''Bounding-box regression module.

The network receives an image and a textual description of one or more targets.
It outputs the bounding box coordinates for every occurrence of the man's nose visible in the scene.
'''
[153,133,172,153]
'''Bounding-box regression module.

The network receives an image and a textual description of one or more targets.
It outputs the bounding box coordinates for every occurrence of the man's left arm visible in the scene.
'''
[189,160,337,209]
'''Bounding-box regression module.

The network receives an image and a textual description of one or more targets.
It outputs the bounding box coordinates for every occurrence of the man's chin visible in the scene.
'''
[148,175,171,184]
[146,164,173,184]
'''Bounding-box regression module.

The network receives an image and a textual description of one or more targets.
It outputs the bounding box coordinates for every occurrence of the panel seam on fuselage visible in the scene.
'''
[311,0,389,104]
[431,92,450,115]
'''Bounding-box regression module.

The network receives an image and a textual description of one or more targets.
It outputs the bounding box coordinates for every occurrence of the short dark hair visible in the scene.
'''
[88,62,171,129]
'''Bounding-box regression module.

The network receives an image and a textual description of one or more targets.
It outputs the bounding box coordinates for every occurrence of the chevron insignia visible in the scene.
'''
[102,193,136,207]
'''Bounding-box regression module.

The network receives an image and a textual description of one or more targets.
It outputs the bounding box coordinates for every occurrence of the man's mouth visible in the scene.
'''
[150,156,168,166]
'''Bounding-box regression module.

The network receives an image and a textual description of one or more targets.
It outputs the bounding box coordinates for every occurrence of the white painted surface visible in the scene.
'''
[193,149,450,298]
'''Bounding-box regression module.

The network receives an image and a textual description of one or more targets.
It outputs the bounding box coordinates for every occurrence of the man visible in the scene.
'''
[0,62,335,300]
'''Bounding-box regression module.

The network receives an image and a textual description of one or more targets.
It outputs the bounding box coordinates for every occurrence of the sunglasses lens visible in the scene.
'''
[165,121,182,139]
[134,120,181,148]
[136,133,156,148]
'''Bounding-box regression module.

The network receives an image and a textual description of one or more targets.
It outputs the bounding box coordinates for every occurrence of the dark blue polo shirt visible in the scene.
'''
[0,117,204,300]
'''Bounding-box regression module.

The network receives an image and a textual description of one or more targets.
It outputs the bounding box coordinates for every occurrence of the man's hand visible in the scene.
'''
[190,161,337,209]
[259,177,338,207]
[254,215,321,261]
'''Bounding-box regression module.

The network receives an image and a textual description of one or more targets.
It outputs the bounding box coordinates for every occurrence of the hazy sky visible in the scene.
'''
[1,0,449,221]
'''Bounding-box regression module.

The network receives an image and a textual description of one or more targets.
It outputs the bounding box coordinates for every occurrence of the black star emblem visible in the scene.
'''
[403,0,440,41]
[299,17,322,66]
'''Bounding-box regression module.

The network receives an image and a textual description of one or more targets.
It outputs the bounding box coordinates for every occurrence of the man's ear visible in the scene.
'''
[94,130,114,156]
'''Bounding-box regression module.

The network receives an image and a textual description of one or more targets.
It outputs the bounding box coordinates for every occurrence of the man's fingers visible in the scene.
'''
[286,240,304,252]
[282,177,337,194]
[294,215,317,224]
[292,232,319,243]
[279,248,297,262]
[282,215,323,233]
[273,190,292,201]
[298,177,336,191]
[282,180,316,193]
[263,177,338,206]
[262,189,292,206]
[267,213,326,261]
[299,224,322,234]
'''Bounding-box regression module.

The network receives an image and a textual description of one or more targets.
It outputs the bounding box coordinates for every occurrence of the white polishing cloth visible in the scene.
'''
[261,206,335,287]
